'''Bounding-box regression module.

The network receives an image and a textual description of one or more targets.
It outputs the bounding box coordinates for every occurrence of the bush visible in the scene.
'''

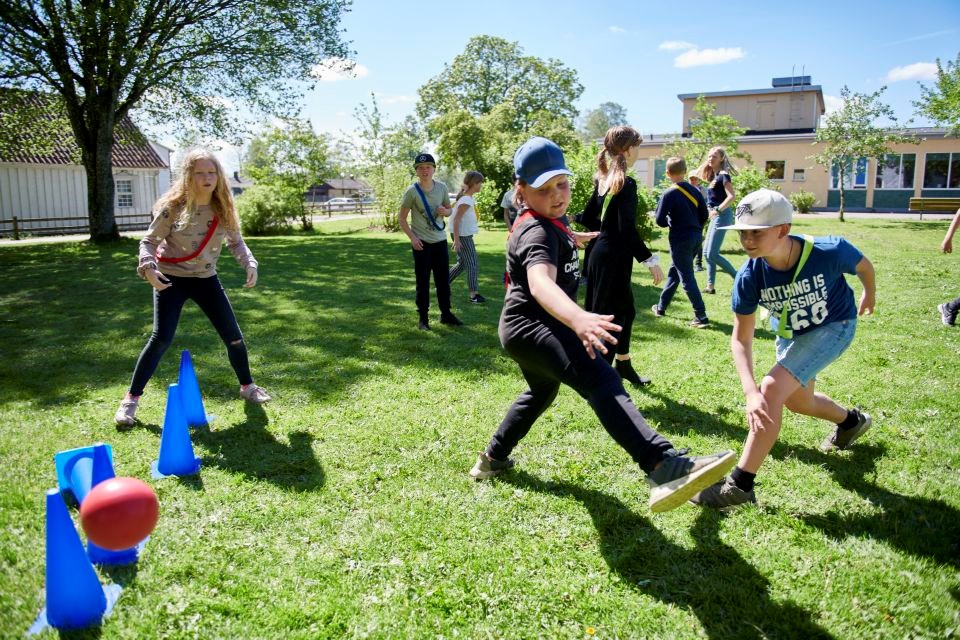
[732,165,779,207]
[366,164,414,232]
[789,189,818,213]
[473,178,504,224]
[236,184,297,236]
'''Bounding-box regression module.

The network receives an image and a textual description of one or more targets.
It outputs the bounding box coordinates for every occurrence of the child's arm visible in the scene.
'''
[855,255,876,316]
[942,208,960,253]
[731,312,773,432]
[654,191,670,228]
[451,203,467,251]
[398,207,423,250]
[527,262,621,360]
[713,175,736,213]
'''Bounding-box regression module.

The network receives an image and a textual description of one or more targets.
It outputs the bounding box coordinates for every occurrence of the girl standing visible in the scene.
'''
[699,146,738,294]
[115,150,271,426]
[469,136,735,514]
[581,126,664,387]
[448,171,486,304]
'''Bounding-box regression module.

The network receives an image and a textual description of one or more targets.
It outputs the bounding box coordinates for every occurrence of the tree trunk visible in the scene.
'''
[79,111,120,242]
[838,183,846,223]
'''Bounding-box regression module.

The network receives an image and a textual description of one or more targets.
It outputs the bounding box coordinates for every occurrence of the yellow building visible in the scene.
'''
[632,76,960,211]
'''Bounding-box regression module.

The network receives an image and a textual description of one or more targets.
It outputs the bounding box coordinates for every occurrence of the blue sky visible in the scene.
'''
[206,0,960,170]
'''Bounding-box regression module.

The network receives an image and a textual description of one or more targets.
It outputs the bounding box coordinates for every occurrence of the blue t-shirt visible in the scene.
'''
[731,236,863,336]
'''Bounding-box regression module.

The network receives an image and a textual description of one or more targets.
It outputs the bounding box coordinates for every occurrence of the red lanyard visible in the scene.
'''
[159,217,219,263]
[510,209,576,244]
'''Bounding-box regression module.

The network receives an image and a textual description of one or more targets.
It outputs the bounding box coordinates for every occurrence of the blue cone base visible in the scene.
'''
[87,537,147,566]
[53,444,114,503]
[29,583,122,635]
[150,456,201,479]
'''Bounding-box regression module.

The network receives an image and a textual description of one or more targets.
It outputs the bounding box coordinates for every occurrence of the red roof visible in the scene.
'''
[0,91,167,169]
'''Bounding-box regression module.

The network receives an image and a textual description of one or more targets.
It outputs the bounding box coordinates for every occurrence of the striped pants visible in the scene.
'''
[448,234,479,293]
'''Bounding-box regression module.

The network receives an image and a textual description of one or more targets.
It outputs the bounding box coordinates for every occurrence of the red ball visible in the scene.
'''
[79,477,159,551]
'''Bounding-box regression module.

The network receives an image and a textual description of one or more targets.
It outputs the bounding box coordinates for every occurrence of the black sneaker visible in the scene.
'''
[819,409,872,452]
[440,313,463,326]
[645,450,736,513]
[938,303,956,327]
[689,317,710,329]
[650,304,665,318]
[690,476,757,510]
[470,294,487,304]
[469,453,516,479]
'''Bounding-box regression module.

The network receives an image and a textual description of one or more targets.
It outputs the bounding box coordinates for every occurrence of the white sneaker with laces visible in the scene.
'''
[240,383,272,404]
[115,397,139,426]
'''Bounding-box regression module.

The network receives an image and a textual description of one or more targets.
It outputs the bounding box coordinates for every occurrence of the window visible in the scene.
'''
[830,157,867,189]
[653,158,666,186]
[115,179,134,208]
[793,169,806,182]
[923,152,960,189]
[633,158,649,186]
[765,161,785,181]
[875,153,915,189]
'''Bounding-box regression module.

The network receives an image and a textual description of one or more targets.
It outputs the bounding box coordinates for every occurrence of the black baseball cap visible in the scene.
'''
[414,153,436,167]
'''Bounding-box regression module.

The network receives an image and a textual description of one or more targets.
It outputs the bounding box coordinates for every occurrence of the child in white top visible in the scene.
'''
[448,171,486,304]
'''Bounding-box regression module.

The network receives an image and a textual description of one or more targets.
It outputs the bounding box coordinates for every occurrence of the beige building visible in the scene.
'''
[632,77,960,212]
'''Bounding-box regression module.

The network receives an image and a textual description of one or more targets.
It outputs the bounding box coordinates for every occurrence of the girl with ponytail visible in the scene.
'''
[580,126,664,387]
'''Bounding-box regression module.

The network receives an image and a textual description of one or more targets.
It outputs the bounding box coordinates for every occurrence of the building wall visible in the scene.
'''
[681,90,822,134]
[0,163,159,233]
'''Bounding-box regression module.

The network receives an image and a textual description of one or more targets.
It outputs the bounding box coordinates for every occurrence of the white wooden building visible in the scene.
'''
[0,95,170,237]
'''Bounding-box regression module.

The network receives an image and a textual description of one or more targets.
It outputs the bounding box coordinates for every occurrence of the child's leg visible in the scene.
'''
[671,236,707,320]
[737,364,802,473]
[783,379,847,423]
[128,280,189,396]
[447,235,464,284]
[703,209,738,285]
[486,366,560,461]
[429,241,453,315]
[461,235,480,294]
[412,244,432,321]
[657,262,681,311]
[191,276,253,386]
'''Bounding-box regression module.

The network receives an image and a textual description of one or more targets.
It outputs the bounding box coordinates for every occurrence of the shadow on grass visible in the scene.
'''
[502,469,833,640]
[779,443,960,568]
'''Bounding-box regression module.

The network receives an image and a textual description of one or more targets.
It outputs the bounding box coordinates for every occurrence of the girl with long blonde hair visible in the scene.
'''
[115,149,271,427]
[448,170,486,303]
[698,146,738,294]
[579,126,663,387]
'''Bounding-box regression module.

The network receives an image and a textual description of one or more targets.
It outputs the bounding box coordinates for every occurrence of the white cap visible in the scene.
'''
[719,189,793,230]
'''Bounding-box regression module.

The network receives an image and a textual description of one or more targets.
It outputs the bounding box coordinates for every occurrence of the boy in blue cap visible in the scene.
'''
[469,137,736,514]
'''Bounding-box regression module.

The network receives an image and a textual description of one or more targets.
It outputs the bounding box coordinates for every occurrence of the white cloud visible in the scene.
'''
[379,95,416,105]
[609,26,626,33]
[885,62,938,82]
[823,94,843,116]
[310,57,369,82]
[659,40,696,51]
[674,47,745,68]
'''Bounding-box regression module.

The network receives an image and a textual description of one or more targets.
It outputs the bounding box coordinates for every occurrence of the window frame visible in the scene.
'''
[830,157,868,190]
[765,160,786,181]
[115,178,134,208]
[922,152,960,189]
[875,153,916,190]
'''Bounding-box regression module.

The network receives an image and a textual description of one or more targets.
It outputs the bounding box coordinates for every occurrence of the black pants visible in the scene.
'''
[585,256,635,357]
[413,239,452,320]
[128,274,252,396]
[488,317,674,473]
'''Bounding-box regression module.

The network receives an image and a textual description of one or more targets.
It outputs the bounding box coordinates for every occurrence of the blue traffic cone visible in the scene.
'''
[178,350,209,427]
[151,383,201,478]
[86,444,140,565]
[44,488,106,630]
[54,443,115,505]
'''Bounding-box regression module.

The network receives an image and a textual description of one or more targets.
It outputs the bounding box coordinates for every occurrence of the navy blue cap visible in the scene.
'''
[414,153,436,167]
[513,137,572,188]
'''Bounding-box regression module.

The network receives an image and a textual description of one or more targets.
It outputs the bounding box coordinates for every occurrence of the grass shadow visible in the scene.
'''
[501,469,833,639]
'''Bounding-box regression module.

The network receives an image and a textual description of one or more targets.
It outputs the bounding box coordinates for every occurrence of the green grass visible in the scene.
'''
[1,216,958,639]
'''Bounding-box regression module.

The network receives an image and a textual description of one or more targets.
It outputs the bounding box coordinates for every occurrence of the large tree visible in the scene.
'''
[661,95,749,171]
[813,86,916,221]
[0,0,352,242]
[578,101,629,142]
[914,52,960,137]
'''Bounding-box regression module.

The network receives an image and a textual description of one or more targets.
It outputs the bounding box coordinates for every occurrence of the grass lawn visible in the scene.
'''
[1,215,958,639]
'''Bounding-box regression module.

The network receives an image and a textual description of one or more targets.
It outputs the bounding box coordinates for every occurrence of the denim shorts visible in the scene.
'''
[775,318,857,386]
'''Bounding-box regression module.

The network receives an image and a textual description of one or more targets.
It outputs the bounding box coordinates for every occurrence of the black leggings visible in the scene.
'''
[489,318,674,473]
[128,274,252,396]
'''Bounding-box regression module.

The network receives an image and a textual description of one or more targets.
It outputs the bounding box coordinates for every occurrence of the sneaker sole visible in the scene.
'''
[649,450,736,513]
[469,464,513,480]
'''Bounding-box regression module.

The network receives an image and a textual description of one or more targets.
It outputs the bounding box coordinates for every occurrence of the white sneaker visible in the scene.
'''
[240,383,272,404]
[114,398,139,427]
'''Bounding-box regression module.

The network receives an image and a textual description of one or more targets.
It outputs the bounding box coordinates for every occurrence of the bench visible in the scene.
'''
[908,197,960,212]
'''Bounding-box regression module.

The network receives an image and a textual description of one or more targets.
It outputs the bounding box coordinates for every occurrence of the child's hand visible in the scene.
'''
[145,268,171,291]
[435,205,450,217]
[244,266,258,288]
[453,238,461,253]
[745,390,773,433]
[648,264,664,286]
[572,311,621,360]
[410,236,424,251]
[858,291,875,316]
[942,237,953,253]
[573,231,599,248]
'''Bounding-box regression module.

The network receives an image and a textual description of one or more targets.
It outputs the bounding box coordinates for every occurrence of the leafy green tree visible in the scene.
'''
[914,52,960,136]
[244,119,332,230]
[0,0,351,242]
[661,95,750,169]
[578,102,629,142]
[813,86,916,221]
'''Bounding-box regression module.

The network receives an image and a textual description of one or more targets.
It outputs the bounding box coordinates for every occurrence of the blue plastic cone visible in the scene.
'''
[178,350,209,427]
[54,444,115,505]
[44,489,106,630]
[89,442,116,486]
[151,383,201,478]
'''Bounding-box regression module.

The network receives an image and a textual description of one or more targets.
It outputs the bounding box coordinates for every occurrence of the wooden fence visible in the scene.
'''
[0,213,151,240]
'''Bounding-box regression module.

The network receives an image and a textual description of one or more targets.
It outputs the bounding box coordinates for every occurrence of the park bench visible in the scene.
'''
[908,197,960,218]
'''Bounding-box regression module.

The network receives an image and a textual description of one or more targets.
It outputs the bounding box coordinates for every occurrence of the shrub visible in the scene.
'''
[472,178,503,224]
[789,189,818,213]
[366,164,414,232]
[732,165,779,207]
[236,184,297,236]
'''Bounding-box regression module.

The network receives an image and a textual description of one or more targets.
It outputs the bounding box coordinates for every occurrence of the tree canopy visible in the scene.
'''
[914,52,960,137]
[578,102,629,142]
[0,0,352,241]
[813,86,915,221]
[661,95,749,170]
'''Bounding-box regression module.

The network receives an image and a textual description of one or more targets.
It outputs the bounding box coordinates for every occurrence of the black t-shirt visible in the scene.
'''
[707,171,731,208]
[500,215,580,338]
